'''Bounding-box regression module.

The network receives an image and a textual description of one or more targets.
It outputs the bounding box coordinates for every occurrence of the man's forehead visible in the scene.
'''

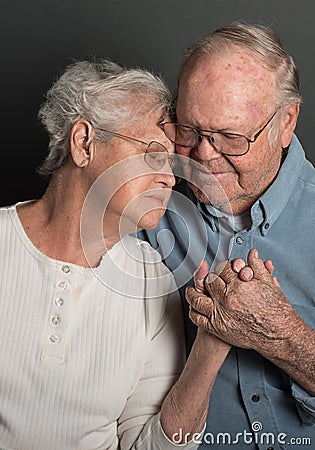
[178,50,276,114]
[180,49,274,89]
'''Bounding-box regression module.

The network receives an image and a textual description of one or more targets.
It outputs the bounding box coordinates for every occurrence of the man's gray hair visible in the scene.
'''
[38,58,172,176]
[180,21,301,107]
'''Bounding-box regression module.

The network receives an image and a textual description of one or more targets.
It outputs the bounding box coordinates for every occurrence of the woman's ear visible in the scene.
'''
[280,102,300,148]
[70,120,95,168]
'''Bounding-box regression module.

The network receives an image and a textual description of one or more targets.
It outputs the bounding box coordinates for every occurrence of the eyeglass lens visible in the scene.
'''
[162,123,249,155]
[145,142,175,170]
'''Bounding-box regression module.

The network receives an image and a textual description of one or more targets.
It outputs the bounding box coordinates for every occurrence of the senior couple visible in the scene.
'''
[0,21,314,450]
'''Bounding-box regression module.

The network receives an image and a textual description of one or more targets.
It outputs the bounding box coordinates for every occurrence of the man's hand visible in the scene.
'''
[188,248,315,394]
[231,256,280,286]
[189,248,302,354]
[194,253,278,294]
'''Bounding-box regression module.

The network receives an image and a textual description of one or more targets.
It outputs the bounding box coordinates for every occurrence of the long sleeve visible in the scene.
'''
[118,288,200,450]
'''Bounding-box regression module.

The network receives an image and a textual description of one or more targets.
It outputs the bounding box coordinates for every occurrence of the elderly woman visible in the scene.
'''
[0,59,230,450]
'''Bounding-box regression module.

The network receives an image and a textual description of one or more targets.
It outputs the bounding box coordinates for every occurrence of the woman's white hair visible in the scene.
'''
[38,58,172,176]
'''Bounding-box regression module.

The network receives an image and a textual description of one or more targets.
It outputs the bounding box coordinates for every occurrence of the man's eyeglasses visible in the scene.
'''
[159,109,279,157]
[93,127,175,171]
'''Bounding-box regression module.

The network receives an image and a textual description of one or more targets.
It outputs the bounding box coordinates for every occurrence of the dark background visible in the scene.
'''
[2,0,315,206]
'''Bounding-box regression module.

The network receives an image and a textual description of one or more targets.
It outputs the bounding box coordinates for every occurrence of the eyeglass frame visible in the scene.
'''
[92,126,175,169]
[158,108,280,157]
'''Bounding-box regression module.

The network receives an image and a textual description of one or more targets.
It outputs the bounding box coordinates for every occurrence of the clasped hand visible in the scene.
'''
[188,248,300,356]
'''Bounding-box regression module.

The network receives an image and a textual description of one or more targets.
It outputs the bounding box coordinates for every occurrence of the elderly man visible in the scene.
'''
[143,22,315,449]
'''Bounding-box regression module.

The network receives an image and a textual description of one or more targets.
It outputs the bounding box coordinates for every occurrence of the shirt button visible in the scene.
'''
[58,281,67,290]
[251,394,260,402]
[49,334,58,343]
[62,265,70,273]
[264,223,270,229]
[51,315,61,326]
[236,236,244,245]
[55,297,64,307]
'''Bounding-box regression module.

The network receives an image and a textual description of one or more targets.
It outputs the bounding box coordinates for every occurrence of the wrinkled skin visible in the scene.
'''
[188,249,315,394]
[194,256,278,291]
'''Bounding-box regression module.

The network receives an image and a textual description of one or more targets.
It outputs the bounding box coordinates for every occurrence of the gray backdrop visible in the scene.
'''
[2,0,315,205]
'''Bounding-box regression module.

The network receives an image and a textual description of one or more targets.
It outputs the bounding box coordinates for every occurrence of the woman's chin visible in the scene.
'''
[137,208,166,231]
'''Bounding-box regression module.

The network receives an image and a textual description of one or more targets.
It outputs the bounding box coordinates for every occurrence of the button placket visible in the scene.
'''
[230,229,254,259]
[237,348,284,450]
[41,265,72,362]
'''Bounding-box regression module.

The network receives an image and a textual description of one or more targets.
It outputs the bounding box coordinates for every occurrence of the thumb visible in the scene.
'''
[194,259,210,293]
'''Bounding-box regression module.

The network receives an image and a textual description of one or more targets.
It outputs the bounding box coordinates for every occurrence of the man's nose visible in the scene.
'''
[193,135,222,161]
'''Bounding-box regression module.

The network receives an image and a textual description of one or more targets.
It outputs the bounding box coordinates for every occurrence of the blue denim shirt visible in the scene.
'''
[140,135,315,449]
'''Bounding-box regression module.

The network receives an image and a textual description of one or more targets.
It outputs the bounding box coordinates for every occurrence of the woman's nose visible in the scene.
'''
[162,171,176,188]
[156,164,176,187]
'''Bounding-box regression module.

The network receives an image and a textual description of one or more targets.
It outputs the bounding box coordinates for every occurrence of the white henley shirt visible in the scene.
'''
[0,204,198,450]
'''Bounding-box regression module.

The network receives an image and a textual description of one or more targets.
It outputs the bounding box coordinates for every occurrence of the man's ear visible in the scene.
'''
[70,120,95,168]
[280,102,300,148]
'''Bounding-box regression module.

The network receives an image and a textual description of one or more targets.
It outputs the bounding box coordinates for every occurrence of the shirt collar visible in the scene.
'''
[258,134,305,235]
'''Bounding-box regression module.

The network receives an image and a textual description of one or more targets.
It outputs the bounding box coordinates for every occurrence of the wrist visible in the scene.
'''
[194,328,231,360]
[257,312,306,361]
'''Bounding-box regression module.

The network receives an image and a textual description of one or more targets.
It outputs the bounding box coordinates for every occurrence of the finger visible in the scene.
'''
[264,259,274,275]
[194,259,210,293]
[186,286,214,317]
[264,259,279,286]
[231,258,246,273]
[238,266,254,281]
[247,248,273,281]
[272,276,280,288]
[204,271,227,298]
[189,307,214,333]
[213,260,238,285]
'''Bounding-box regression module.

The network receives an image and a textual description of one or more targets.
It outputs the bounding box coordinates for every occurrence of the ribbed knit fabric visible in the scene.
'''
[0,204,196,450]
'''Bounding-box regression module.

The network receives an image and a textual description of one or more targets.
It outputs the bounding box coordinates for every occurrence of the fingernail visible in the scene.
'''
[243,269,251,280]
[254,249,258,258]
